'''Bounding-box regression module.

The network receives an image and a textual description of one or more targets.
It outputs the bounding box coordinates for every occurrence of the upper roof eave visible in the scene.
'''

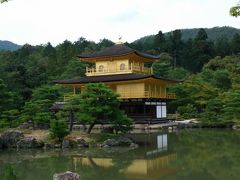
[77,44,159,62]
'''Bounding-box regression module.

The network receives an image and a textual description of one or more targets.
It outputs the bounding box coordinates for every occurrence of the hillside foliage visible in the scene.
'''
[0,27,240,127]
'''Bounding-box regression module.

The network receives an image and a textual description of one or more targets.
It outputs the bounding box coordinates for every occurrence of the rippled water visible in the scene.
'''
[0,129,240,180]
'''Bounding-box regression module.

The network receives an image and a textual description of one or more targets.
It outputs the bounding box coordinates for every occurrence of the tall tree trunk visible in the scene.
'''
[69,110,74,132]
[87,123,95,134]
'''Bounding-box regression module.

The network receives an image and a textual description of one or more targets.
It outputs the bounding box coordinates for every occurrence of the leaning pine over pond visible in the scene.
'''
[53,41,180,123]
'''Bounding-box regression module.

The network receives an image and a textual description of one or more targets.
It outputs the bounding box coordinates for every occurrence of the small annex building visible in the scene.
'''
[54,43,180,124]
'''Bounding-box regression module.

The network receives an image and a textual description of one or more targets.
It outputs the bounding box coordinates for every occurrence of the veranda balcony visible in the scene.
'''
[86,64,152,76]
[117,91,176,99]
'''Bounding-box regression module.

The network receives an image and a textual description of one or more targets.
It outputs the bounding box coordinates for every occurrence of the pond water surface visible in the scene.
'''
[0,129,240,180]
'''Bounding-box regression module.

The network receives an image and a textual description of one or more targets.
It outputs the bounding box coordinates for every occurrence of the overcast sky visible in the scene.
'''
[0,0,239,46]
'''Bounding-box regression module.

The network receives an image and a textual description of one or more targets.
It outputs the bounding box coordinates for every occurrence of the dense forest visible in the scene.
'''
[0,27,240,128]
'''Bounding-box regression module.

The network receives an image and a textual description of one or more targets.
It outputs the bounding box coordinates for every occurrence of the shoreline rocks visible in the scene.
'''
[0,130,24,148]
[0,130,139,150]
[17,137,44,149]
[0,130,45,149]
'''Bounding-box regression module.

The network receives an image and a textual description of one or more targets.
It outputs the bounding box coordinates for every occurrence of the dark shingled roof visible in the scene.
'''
[53,74,180,84]
[78,44,159,60]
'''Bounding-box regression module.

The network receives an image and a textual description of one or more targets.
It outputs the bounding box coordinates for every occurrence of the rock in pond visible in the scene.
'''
[0,130,24,147]
[62,139,70,149]
[76,138,89,148]
[16,137,44,149]
[232,125,240,130]
[102,138,119,147]
[129,142,139,149]
[117,136,133,146]
[43,143,55,149]
[53,171,80,180]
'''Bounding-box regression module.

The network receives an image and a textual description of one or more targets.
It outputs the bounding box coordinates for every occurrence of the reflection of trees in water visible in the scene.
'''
[73,149,136,180]
[2,131,237,180]
[165,130,240,180]
[0,150,75,180]
[0,142,177,180]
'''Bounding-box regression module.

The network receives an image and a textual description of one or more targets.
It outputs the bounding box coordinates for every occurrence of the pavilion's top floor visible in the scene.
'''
[78,44,159,76]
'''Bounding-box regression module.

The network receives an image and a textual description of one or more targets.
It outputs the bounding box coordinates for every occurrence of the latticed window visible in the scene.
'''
[120,63,126,70]
[99,65,104,72]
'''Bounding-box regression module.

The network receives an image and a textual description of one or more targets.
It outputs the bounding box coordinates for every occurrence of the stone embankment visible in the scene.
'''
[0,130,138,150]
[0,130,44,149]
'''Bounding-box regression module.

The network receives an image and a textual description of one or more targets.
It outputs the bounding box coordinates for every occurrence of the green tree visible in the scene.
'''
[152,53,173,78]
[222,90,240,124]
[49,120,69,142]
[191,29,214,72]
[60,58,87,79]
[77,83,133,134]
[201,69,232,90]
[154,30,166,54]
[230,3,240,17]
[0,79,13,116]
[167,67,189,80]
[169,30,183,68]
[231,33,240,54]
[215,36,230,57]
[20,85,63,128]
[97,38,114,50]
[177,104,197,119]
[41,42,58,77]
[0,109,20,128]
[56,40,76,74]
[201,97,224,125]
[57,94,82,132]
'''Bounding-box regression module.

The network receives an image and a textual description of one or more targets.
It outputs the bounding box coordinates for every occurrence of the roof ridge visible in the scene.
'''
[78,44,159,60]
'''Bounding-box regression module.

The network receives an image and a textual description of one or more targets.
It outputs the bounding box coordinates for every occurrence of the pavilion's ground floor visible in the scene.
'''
[51,98,174,125]
[120,98,171,124]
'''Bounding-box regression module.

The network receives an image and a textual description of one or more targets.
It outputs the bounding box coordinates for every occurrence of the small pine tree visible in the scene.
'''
[49,120,69,142]
[76,83,133,134]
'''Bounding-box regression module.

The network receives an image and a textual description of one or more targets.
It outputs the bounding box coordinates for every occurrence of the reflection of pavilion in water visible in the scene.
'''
[73,134,177,180]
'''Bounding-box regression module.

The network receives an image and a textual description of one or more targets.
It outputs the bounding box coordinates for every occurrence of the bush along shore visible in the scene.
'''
[0,130,139,150]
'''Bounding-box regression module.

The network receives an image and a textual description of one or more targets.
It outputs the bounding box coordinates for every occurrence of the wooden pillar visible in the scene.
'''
[73,87,76,95]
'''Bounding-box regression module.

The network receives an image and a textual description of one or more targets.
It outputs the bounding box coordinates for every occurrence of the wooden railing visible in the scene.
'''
[117,91,176,99]
[86,65,152,76]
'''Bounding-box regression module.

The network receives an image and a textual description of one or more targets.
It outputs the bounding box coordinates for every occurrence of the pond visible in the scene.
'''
[0,129,240,180]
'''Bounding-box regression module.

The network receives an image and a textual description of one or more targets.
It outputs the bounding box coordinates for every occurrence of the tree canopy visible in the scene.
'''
[230,3,240,17]
[62,83,133,134]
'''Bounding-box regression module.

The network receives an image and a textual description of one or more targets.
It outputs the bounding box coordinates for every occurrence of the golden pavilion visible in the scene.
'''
[54,42,179,123]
